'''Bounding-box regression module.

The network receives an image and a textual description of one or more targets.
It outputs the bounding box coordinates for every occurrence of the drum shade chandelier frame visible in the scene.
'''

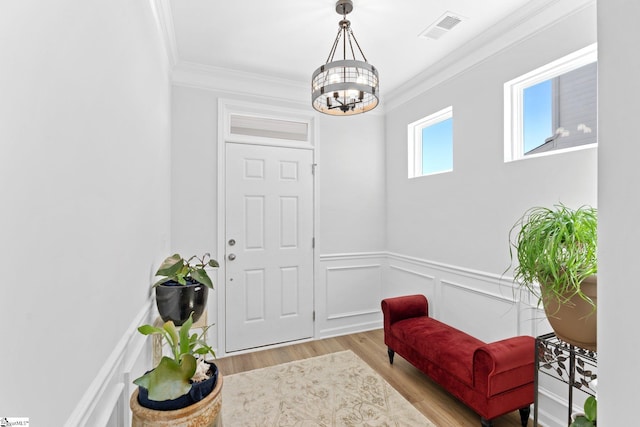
[311,0,379,115]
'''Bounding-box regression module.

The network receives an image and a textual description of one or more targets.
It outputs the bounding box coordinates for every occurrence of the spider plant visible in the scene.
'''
[508,204,597,310]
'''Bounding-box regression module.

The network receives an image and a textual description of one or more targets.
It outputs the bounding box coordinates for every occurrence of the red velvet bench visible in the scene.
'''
[381,294,534,427]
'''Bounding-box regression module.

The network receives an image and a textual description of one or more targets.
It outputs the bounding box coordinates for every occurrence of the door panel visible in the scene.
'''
[225,142,314,352]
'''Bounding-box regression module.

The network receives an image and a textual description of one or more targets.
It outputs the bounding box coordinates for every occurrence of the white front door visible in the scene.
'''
[225,142,314,352]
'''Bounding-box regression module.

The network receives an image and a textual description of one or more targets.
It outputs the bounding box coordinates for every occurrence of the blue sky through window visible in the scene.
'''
[422,118,453,175]
[523,80,552,153]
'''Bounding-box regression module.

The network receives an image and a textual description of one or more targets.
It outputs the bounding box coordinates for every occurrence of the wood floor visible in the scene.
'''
[214,329,531,427]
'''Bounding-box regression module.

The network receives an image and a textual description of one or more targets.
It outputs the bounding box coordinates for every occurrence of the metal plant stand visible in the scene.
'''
[533,333,597,426]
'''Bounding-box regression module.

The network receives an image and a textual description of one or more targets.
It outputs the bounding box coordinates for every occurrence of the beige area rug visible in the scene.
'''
[221,350,435,426]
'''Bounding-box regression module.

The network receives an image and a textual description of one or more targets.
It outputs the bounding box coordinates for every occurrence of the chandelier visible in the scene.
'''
[311,0,379,116]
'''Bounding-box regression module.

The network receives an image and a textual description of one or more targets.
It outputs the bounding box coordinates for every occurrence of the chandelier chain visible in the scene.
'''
[348,28,368,63]
[326,27,343,64]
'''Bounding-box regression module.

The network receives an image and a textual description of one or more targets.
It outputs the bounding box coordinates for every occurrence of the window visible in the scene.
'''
[229,114,309,141]
[408,106,453,178]
[504,44,597,161]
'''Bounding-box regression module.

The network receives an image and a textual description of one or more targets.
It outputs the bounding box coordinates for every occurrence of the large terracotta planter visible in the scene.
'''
[130,372,223,427]
[542,275,597,351]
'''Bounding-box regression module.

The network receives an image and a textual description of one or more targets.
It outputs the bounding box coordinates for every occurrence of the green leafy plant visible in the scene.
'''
[570,395,597,427]
[508,204,597,309]
[133,312,216,401]
[153,253,219,288]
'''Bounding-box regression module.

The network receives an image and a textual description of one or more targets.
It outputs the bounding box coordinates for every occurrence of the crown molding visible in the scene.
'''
[383,0,596,112]
[172,60,388,115]
[149,0,178,68]
[157,0,593,114]
[172,60,312,106]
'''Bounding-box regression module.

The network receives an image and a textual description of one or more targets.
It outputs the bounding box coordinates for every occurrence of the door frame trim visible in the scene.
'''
[216,98,319,357]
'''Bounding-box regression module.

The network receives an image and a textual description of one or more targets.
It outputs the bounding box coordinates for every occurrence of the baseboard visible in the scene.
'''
[317,320,382,339]
[535,387,579,427]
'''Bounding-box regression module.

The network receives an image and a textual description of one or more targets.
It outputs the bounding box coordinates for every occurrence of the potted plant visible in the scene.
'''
[508,204,597,351]
[154,253,219,326]
[570,396,597,426]
[129,313,223,426]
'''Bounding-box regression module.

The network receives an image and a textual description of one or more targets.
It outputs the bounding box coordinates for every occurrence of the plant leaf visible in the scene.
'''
[208,259,220,268]
[156,254,184,277]
[193,344,216,358]
[133,355,197,401]
[179,313,194,356]
[584,395,597,421]
[191,268,213,288]
[152,276,172,288]
[137,325,164,336]
[163,321,179,351]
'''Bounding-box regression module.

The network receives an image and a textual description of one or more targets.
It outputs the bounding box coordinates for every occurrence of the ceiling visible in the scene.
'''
[167,0,554,98]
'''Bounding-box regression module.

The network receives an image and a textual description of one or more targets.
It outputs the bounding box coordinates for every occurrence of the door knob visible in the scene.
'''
[228,239,236,246]
[228,253,236,261]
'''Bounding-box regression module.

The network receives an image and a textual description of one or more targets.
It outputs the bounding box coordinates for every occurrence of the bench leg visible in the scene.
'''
[387,347,395,364]
[480,407,528,427]
[519,406,530,426]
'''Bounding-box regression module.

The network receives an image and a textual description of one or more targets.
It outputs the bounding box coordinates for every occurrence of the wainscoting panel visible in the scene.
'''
[440,279,519,343]
[326,264,382,319]
[385,252,529,341]
[317,253,386,338]
[386,264,437,301]
[318,252,538,342]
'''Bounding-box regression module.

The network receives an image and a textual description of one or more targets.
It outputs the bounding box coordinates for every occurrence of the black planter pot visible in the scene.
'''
[137,362,218,411]
[155,279,208,326]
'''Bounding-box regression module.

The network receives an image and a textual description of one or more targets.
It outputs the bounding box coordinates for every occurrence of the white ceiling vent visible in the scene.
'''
[419,12,465,40]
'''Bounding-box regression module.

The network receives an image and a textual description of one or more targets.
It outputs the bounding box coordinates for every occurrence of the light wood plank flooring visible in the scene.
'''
[215,329,531,426]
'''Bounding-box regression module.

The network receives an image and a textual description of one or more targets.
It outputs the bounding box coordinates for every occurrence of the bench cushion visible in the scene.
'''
[390,316,485,386]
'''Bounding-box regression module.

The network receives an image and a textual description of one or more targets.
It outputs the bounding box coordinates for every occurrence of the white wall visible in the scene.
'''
[385,4,597,274]
[170,86,220,255]
[597,1,640,425]
[0,1,172,425]
[317,114,386,254]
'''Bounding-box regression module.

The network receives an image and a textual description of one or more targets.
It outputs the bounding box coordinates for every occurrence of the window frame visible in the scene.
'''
[407,106,454,178]
[504,43,598,162]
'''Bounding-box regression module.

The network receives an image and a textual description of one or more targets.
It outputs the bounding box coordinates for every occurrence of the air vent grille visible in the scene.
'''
[419,12,465,40]
[437,15,462,30]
